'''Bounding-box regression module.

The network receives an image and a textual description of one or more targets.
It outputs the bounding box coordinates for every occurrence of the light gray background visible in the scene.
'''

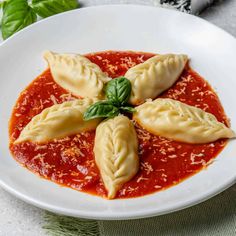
[0,0,236,235]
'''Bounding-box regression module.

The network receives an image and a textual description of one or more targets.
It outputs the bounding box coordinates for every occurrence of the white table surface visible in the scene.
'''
[0,1,236,235]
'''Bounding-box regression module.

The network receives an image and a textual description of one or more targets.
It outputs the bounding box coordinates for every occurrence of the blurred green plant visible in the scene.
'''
[0,0,79,39]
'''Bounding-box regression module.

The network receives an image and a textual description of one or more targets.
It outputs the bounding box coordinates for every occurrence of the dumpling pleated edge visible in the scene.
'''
[125,54,188,105]
[94,115,139,199]
[133,98,235,144]
[15,98,101,144]
[44,51,111,99]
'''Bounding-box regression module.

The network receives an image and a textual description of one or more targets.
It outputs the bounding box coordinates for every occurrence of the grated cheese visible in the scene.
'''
[154,185,162,189]
[190,153,206,165]
[50,95,58,104]
[141,162,153,175]
[77,164,88,175]
[168,154,177,159]
[136,175,149,183]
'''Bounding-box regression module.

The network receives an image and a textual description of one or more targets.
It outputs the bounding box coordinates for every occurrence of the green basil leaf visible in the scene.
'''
[0,0,7,9]
[120,106,136,113]
[1,0,37,39]
[83,101,120,121]
[31,0,79,18]
[105,77,132,105]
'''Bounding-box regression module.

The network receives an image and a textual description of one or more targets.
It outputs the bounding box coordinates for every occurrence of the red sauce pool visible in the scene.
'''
[9,51,228,199]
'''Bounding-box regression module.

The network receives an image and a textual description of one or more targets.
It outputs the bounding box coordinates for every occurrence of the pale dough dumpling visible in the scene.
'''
[125,54,188,105]
[94,115,139,199]
[44,51,110,99]
[133,98,235,144]
[15,98,101,143]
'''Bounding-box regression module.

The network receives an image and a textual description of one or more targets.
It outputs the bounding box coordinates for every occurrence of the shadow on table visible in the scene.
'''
[201,0,234,14]
[100,184,236,236]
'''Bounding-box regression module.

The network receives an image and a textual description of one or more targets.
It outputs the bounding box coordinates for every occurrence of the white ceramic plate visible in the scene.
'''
[0,5,236,220]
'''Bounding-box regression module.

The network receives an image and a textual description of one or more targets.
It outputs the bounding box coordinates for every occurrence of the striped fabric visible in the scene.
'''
[160,0,214,14]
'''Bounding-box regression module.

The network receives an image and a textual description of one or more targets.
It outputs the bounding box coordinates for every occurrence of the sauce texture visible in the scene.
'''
[9,51,228,198]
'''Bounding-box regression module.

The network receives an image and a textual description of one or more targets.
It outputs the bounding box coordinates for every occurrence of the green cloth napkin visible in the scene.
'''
[43,184,236,236]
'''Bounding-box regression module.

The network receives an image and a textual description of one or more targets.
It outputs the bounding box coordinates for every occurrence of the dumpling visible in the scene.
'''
[44,51,110,99]
[133,98,235,144]
[94,115,139,199]
[125,54,188,105]
[15,98,101,143]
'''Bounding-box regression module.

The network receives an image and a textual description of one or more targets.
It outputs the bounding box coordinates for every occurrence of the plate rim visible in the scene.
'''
[1,4,236,47]
[0,170,235,220]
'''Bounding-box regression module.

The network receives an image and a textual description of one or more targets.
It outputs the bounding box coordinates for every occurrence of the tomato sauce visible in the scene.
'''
[9,51,228,199]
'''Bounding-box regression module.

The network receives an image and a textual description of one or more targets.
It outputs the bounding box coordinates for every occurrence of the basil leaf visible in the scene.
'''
[1,0,37,39]
[0,0,7,9]
[31,0,79,18]
[83,101,119,121]
[120,106,136,113]
[105,77,131,105]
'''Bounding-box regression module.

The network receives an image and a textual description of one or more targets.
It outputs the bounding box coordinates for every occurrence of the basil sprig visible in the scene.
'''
[1,0,37,39]
[84,101,120,121]
[0,0,79,39]
[31,0,79,18]
[120,106,136,113]
[0,1,5,8]
[84,77,136,121]
[105,76,131,106]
